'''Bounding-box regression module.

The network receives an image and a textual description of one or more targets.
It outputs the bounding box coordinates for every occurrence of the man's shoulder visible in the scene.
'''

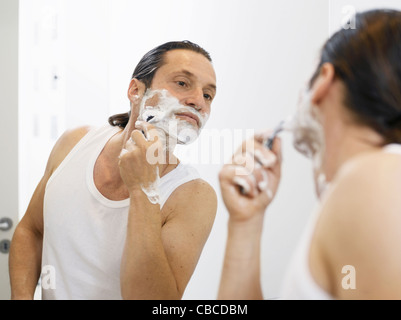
[172,177,217,203]
[60,125,93,146]
[324,149,400,209]
[330,149,401,202]
[317,148,401,259]
[182,178,216,195]
[163,176,217,219]
[46,125,93,175]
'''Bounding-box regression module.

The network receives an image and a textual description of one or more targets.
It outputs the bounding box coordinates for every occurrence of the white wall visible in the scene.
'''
[18,0,401,300]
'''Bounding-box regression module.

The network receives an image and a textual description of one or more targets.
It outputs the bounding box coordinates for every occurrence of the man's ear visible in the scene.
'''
[127,78,146,104]
[310,63,335,105]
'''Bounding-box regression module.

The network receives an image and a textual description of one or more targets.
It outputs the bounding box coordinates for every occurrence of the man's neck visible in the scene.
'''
[323,123,384,182]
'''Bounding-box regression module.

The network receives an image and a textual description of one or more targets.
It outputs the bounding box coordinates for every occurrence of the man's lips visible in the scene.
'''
[175,112,200,127]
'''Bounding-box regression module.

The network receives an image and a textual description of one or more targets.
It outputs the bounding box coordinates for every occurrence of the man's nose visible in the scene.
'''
[183,88,205,111]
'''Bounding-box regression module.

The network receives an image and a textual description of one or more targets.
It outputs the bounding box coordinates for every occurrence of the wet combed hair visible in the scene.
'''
[108,40,212,128]
[310,9,401,144]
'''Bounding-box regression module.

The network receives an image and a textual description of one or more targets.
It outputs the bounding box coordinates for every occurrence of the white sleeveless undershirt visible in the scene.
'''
[279,144,401,300]
[41,125,200,300]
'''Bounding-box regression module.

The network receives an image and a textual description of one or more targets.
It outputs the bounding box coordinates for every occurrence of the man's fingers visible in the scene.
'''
[135,121,160,142]
[270,136,283,163]
[124,137,136,151]
[219,164,258,198]
[252,148,277,168]
[131,129,150,147]
[119,148,129,161]
[255,130,283,163]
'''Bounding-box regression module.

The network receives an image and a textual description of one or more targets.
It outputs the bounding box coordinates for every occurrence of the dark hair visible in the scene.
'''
[108,40,212,128]
[310,9,401,144]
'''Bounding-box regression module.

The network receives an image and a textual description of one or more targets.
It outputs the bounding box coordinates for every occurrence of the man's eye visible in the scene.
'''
[204,93,213,101]
[177,81,187,87]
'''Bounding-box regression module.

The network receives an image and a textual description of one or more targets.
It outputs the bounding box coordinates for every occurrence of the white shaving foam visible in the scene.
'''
[136,89,210,204]
[285,90,327,199]
[288,90,325,175]
[137,89,209,148]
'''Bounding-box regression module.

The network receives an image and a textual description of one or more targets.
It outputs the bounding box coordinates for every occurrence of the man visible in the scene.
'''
[9,41,218,300]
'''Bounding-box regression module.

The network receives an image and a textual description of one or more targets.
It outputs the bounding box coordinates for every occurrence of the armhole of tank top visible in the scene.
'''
[45,126,101,191]
[159,164,201,208]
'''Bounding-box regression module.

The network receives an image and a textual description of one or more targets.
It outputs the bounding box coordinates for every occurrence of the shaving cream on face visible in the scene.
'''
[291,91,325,163]
[135,89,209,204]
[137,89,209,148]
[288,90,327,198]
[289,90,325,170]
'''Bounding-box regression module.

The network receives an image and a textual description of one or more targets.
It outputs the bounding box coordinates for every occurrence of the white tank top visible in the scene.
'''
[280,144,401,300]
[41,125,200,300]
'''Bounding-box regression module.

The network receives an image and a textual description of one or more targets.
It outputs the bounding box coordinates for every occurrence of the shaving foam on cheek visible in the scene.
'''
[137,89,209,147]
[286,89,327,199]
[288,90,325,172]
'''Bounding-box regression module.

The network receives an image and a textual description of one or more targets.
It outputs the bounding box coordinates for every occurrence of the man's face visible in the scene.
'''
[134,49,217,146]
[149,49,217,128]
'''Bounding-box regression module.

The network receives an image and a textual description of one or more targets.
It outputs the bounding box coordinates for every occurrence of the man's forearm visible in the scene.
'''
[120,189,180,300]
[218,217,265,300]
[9,226,43,300]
